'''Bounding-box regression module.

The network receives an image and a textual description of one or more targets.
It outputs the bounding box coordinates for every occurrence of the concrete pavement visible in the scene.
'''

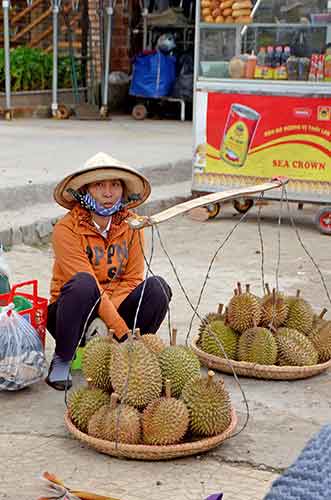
[0,116,193,247]
[1,116,331,500]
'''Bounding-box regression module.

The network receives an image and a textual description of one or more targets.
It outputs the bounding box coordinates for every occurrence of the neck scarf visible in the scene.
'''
[67,188,124,217]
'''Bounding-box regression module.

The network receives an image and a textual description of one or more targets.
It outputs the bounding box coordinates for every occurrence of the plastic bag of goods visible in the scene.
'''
[0,304,47,391]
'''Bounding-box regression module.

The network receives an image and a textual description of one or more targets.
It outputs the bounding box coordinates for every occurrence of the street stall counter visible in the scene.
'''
[192,0,331,233]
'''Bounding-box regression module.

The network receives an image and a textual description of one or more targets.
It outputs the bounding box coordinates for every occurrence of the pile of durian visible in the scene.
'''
[198,282,331,367]
[67,329,233,446]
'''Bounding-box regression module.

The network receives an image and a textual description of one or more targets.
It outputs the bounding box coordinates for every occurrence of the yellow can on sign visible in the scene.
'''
[220,104,260,168]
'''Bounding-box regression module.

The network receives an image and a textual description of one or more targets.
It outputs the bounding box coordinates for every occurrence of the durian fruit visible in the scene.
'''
[199,318,238,360]
[110,334,162,408]
[260,284,289,329]
[134,328,165,355]
[310,308,328,335]
[142,380,189,445]
[198,303,225,337]
[285,290,314,336]
[181,371,232,437]
[158,328,201,398]
[276,328,318,366]
[238,326,278,365]
[102,393,141,444]
[88,404,109,439]
[82,334,114,391]
[227,283,262,333]
[309,310,331,363]
[68,384,110,433]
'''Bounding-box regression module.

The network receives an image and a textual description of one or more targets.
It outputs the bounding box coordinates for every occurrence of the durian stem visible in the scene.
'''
[296,289,301,298]
[134,328,141,338]
[106,329,115,342]
[319,308,328,319]
[269,324,277,334]
[237,282,242,295]
[272,288,276,304]
[245,284,250,294]
[171,328,177,346]
[217,303,224,315]
[165,379,171,398]
[207,370,215,386]
[234,288,238,296]
[110,393,119,410]
[265,283,271,295]
[86,378,93,389]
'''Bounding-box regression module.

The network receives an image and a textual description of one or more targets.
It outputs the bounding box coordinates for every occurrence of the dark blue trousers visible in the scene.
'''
[47,272,172,361]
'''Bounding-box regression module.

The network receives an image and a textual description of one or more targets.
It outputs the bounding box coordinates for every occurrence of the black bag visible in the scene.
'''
[172,52,194,101]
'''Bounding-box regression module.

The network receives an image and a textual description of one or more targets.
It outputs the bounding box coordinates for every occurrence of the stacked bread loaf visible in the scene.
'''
[201,0,252,24]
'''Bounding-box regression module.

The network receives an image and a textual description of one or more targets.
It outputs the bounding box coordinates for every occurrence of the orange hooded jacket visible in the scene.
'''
[49,204,144,340]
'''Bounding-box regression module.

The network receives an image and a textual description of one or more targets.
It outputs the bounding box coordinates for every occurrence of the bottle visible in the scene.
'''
[254,47,266,79]
[317,54,325,81]
[0,244,11,294]
[274,46,285,80]
[264,46,275,79]
[324,52,331,81]
[245,51,257,79]
[287,55,299,80]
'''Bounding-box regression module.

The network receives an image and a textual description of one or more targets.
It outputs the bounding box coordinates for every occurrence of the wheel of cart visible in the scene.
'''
[132,102,148,120]
[232,198,254,214]
[315,206,331,235]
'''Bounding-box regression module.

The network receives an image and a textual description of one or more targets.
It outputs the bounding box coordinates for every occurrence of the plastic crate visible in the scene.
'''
[0,280,48,348]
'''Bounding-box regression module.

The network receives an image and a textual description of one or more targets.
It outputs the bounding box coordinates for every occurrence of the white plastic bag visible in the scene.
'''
[0,304,47,390]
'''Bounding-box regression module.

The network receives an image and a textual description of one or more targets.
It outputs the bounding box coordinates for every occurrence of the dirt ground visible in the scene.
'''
[1,200,330,499]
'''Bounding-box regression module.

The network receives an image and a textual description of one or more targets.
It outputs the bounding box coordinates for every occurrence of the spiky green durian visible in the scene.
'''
[260,284,289,328]
[142,380,189,445]
[309,318,331,363]
[68,386,110,433]
[199,319,238,360]
[82,336,114,391]
[285,290,314,335]
[276,327,318,366]
[227,283,262,333]
[198,304,225,336]
[110,339,162,408]
[101,393,141,444]
[238,326,278,365]
[181,371,232,437]
[134,329,166,355]
[87,404,109,439]
[158,329,200,398]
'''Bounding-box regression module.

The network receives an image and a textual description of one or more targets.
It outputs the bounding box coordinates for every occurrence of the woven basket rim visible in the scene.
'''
[191,335,331,380]
[64,406,238,460]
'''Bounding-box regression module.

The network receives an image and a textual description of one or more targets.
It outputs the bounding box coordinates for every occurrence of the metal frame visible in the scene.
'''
[2,0,12,119]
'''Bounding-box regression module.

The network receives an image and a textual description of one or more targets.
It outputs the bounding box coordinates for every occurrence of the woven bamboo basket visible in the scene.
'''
[64,407,237,461]
[191,336,331,381]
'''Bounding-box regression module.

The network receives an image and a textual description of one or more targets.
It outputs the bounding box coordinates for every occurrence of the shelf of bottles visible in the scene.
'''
[197,1,331,84]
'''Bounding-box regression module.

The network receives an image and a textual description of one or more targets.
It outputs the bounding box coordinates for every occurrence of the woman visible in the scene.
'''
[46,152,172,391]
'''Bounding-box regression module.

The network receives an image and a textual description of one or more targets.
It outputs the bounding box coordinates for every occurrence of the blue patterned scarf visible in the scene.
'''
[67,188,124,217]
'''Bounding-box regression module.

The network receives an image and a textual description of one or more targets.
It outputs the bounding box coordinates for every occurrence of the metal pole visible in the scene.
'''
[2,0,11,118]
[100,0,113,116]
[51,0,61,117]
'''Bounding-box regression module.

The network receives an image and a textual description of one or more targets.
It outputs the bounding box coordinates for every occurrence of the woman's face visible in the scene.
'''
[87,179,123,208]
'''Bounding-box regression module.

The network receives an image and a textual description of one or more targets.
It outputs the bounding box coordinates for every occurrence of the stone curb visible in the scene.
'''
[0,159,192,212]
[0,191,192,249]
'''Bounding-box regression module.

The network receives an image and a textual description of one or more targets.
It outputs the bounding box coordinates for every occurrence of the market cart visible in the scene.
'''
[192,0,331,233]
